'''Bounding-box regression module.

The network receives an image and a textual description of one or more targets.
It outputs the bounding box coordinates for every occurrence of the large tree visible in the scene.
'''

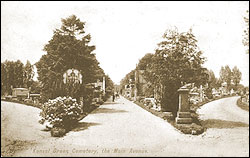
[1,61,14,95]
[243,10,249,54]
[104,74,115,97]
[136,53,154,70]
[207,69,220,89]
[1,63,7,96]
[14,60,24,88]
[144,28,208,115]
[3,61,22,93]
[23,60,34,88]
[135,53,155,97]
[1,60,28,95]
[120,69,136,96]
[219,65,232,90]
[231,66,242,90]
[36,15,105,102]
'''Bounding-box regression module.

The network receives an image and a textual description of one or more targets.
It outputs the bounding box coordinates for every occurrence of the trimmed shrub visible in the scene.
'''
[39,96,82,133]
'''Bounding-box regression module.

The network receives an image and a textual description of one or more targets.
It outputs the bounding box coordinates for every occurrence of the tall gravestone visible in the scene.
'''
[176,86,192,124]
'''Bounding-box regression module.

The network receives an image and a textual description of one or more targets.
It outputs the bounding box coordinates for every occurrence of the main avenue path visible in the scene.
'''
[1,96,249,157]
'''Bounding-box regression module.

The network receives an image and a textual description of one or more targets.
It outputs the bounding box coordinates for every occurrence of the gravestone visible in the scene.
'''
[176,86,192,124]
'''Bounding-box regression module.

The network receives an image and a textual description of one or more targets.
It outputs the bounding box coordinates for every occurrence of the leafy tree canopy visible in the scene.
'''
[121,27,209,115]
[36,15,109,102]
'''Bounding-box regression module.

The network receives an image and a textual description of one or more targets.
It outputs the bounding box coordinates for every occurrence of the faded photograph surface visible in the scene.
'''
[1,1,249,157]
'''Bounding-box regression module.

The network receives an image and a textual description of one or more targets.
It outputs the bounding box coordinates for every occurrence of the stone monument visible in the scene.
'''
[176,86,192,124]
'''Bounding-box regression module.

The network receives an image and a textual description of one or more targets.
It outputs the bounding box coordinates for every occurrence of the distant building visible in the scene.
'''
[12,87,40,102]
[12,88,29,99]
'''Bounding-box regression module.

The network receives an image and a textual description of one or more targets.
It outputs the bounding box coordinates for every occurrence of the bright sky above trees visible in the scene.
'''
[1,1,249,86]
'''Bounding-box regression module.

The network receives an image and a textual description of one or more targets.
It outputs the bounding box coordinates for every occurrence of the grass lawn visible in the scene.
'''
[134,100,204,135]
[133,95,234,135]
[236,98,249,111]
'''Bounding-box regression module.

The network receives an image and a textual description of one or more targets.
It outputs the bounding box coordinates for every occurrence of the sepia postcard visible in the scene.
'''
[1,1,249,157]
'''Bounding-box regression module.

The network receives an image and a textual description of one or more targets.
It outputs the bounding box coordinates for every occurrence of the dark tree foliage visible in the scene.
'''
[219,65,232,90]
[231,66,242,90]
[149,28,208,115]
[1,60,26,95]
[136,53,154,70]
[120,69,136,92]
[207,70,220,89]
[23,60,34,88]
[1,62,8,95]
[1,59,37,96]
[243,10,249,54]
[122,28,209,116]
[36,15,110,102]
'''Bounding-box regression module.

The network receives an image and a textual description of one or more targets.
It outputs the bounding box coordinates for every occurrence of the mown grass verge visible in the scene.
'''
[134,101,204,135]
[236,98,249,111]
[133,95,234,135]
[1,98,99,137]
[1,98,42,109]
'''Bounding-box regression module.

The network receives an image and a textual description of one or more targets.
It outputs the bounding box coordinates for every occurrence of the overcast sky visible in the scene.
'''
[1,1,249,86]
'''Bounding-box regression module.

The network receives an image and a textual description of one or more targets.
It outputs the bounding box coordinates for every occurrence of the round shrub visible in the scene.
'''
[39,96,82,131]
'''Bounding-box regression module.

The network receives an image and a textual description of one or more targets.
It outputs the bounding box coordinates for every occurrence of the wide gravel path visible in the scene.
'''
[1,96,249,157]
